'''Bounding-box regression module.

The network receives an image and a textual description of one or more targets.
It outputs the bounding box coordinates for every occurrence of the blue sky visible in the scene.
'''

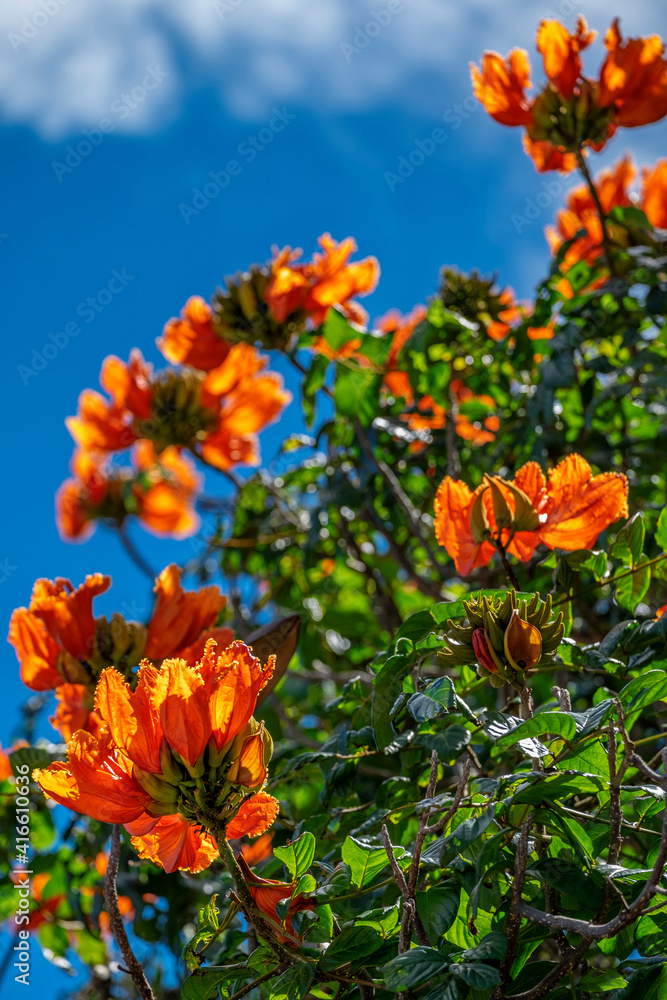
[2,0,667,992]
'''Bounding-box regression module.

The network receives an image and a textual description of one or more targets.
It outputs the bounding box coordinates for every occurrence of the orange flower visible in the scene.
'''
[536,17,596,99]
[158,296,231,372]
[546,156,634,267]
[473,18,667,173]
[200,345,291,471]
[56,451,111,541]
[50,684,104,742]
[0,745,13,781]
[66,344,288,475]
[145,564,226,660]
[434,454,628,576]
[376,305,427,404]
[641,159,667,228]
[132,442,200,539]
[29,574,110,663]
[471,49,533,126]
[401,381,499,453]
[265,234,379,328]
[8,607,62,690]
[234,854,315,944]
[241,832,274,865]
[599,20,667,127]
[35,638,278,874]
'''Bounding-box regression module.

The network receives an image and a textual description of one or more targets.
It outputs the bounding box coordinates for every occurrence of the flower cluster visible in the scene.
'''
[546,155,667,286]
[439,591,565,688]
[434,453,628,576]
[8,565,230,740]
[57,442,200,541]
[472,17,667,172]
[34,638,279,874]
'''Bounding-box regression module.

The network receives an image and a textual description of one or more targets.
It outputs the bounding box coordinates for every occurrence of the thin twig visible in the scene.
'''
[117,523,157,581]
[226,966,286,1000]
[494,537,520,590]
[576,149,617,277]
[104,826,156,1000]
[493,815,533,999]
[424,758,472,836]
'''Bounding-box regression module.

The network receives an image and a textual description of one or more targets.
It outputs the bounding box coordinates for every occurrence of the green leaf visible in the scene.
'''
[612,513,645,566]
[372,641,414,751]
[274,832,316,879]
[319,924,384,971]
[416,884,461,943]
[268,964,315,1000]
[579,968,628,991]
[656,507,667,550]
[335,366,381,426]
[439,805,497,866]
[9,745,55,777]
[494,712,577,748]
[619,670,667,714]
[341,837,392,888]
[322,308,358,352]
[417,726,470,761]
[615,554,651,612]
[452,962,501,989]
[407,677,456,722]
[383,947,449,991]
[181,967,253,1000]
[461,931,508,961]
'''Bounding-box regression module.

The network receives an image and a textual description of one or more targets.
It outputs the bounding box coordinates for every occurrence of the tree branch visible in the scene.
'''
[104,825,155,1000]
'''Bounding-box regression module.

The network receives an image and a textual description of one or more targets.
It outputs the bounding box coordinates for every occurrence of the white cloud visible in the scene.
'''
[0,0,666,137]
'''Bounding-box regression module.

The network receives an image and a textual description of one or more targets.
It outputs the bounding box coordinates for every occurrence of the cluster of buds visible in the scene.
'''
[470,473,540,545]
[212,267,304,351]
[528,81,615,154]
[85,613,148,682]
[134,712,274,832]
[135,368,218,453]
[439,591,565,688]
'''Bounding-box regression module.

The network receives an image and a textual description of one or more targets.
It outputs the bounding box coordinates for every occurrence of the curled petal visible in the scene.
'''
[150,658,211,768]
[131,814,218,874]
[95,666,164,774]
[35,731,151,824]
[434,478,495,576]
[8,608,62,690]
[30,574,110,662]
[199,640,274,751]
[471,49,533,126]
[537,17,595,98]
[50,684,103,742]
[540,454,629,550]
[226,791,280,839]
[145,564,225,660]
[158,296,230,372]
[504,611,542,671]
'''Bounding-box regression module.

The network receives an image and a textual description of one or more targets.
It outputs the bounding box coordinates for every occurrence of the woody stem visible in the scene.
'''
[215,835,295,964]
[104,825,156,1000]
[494,537,520,590]
[576,149,618,278]
[116,522,157,581]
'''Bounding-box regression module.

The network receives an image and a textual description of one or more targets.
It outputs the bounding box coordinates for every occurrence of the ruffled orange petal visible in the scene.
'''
[540,453,629,550]
[8,608,62,690]
[522,135,577,173]
[150,658,211,768]
[35,731,151,824]
[642,159,667,228]
[145,565,225,660]
[203,343,267,398]
[66,390,135,453]
[537,17,595,98]
[599,19,667,127]
[158,296,230,372]
[198,640,274,751]
[471,49,534,126]
[50,684,103,741]
[176,626,235,665]
[30,573,110,662]
[220,376,291,436]
[433,478,495,577]
[131,814,218,874]
[101,349,152,420]
[95,666,164,774]
[226,792,280,839]
[133,446,201,539]
[241,832,273,865]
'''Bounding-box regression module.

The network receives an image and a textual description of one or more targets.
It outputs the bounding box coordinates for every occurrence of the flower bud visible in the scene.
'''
[503,610,542,671]
[469,487,491,543]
